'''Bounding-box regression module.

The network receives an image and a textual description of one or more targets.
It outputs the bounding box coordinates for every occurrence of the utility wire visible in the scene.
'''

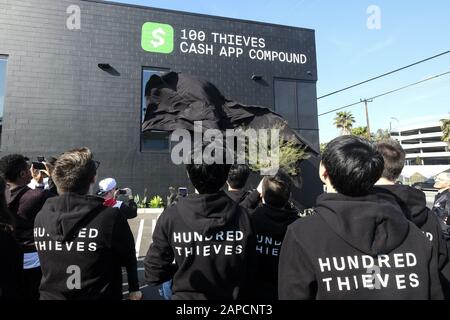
[318,70,450,116]
[317,50,450,100]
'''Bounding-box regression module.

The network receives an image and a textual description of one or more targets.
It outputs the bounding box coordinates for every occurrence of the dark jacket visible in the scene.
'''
[278,192,444,300]
[376,185,449,266]
[251,204,299,300]
[435,189,450,205]
[0,224,23,300]
[433,190,450,239]
[104,198,138,220]
[120,199,138,219]
[377,185,450,299]
[224,189,260,211]
[8,185,53,251]
[34,193,138,300]
[144,191,256,300]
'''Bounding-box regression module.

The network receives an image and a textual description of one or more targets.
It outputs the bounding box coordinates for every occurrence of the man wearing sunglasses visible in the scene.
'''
[33,148,141,300]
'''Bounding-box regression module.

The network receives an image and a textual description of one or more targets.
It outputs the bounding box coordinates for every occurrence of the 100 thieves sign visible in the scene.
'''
[141,22,308,65]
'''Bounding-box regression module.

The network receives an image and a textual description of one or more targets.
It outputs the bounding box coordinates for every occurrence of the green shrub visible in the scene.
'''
[150,195,164,208]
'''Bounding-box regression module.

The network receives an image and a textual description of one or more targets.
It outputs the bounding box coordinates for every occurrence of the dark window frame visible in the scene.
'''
[273,77,311,131]
[140,66,171,153]
[0,55,9,149]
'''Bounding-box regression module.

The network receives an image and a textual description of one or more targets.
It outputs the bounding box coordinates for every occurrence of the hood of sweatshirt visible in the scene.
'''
[176,191,240,236]
[224,189,248,204]
[375,185,429,227]
[38,193,105,242]
[257,204,299,223]
[316,192,409,256]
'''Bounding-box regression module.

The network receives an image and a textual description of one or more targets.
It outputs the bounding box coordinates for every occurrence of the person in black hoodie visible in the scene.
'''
[34,148,141,300]
[0,154,53,300]
[144,146,256,300]
[251,170,299,300]
[0,177,23,300]
[432,172,450,237]
[375,139,450,298]
[225,164,260,210]
[279,136,443,300]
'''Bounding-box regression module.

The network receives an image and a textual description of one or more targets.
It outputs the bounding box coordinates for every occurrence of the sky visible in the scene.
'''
[109,0,450,143]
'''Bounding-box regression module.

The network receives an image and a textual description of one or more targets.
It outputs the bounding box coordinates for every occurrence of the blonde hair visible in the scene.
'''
[52,147,96,194]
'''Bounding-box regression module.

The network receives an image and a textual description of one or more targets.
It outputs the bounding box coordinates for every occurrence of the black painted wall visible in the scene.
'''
[0,0,322,206]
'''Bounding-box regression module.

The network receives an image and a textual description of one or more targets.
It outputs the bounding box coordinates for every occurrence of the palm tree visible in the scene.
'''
[334,111,355,136]
[441,119,450,144]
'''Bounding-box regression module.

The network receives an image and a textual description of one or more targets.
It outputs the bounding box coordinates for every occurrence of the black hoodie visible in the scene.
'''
[34,193,138,300]
[278,192,444,300]
[376,185,449,273]
[251,204,299,300]
[144,191,256,300]
[224,189,260,210]
[0,224,23,300]
[8,185,53,251]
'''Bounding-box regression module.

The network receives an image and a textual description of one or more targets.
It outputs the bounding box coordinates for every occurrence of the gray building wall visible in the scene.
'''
[0,0,321,206]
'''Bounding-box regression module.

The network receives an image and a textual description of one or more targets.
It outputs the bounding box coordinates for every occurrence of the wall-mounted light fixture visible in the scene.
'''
[251,74,262,81]
[98,63,112,71]
[98,63,120,76]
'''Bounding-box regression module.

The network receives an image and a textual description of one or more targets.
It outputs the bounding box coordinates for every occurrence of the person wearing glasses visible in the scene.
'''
[33,148,141,300]
[0,154,55,300]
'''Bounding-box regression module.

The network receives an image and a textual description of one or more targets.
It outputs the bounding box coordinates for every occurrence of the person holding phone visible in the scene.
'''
[28,157,51,191]
[0,154,54,300]
[96,178,138,220]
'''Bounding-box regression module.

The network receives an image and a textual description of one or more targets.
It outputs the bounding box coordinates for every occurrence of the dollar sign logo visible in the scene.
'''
[141,22,174,54]
[151,27,166,48]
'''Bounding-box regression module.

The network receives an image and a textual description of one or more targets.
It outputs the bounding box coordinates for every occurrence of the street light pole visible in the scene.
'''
[361,99,373,140]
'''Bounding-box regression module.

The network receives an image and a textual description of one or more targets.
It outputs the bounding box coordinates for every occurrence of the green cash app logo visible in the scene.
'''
[141,22,174,54]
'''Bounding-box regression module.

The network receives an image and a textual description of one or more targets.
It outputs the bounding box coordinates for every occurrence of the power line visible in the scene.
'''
[317,50,450,100]
[318,70,450,116]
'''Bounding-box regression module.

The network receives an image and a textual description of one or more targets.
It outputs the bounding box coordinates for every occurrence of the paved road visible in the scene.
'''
[122,259,164,300]
[124,211,165,300]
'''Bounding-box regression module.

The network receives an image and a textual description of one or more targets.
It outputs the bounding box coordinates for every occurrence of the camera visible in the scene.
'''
[32,162,46,170]
[178,187,188,197]
[117,189,127,195]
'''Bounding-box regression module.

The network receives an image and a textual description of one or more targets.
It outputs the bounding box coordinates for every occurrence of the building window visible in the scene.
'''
[274,79,300,129]
[141,68,170,151]
[0,57,7,145]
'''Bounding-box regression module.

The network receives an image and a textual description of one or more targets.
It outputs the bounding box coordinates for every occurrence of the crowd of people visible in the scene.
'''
[1,136,450,300]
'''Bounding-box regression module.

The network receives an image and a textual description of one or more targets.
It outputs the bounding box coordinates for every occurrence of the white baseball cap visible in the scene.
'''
[96,178,117,196]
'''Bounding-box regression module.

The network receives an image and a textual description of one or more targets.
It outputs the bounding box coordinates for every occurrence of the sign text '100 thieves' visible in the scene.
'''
[141,22,308,65]
[179,29,308,64]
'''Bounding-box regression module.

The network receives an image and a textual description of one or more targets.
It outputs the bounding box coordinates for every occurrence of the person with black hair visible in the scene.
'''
[279,136,443,300]
[144,146,256,300]
[0,177,23,300]
[0,154,54,300]
[250,170,299,300]
[433,172,450,234]
[225,164,260,210]
[375,139,450,298]
[33,148,141,300]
